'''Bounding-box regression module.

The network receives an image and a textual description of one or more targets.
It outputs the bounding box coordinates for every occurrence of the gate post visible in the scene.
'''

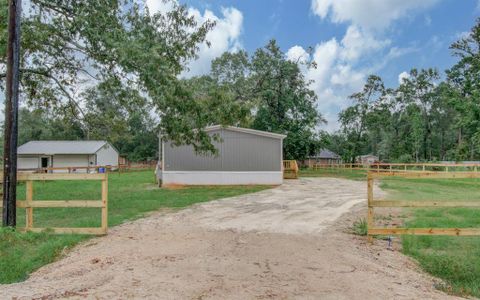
[25,180,33,230]
[101,174,108,234]
[367,172,374,243]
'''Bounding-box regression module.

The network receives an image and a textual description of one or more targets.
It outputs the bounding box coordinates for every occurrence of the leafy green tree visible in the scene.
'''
[0,0,228,153]
[205,40,324,160]
[338,75,385,162]
[447,18,480,159]
[17,108,85,144]
[396,68,440,161]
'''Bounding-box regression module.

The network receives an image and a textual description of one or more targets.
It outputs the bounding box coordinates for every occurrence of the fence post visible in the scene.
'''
[367,173,374,243]
[25,180,33,230]
[101,174,108,234]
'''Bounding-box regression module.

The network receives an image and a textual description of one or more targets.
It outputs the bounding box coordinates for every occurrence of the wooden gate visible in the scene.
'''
[0,173,108,235]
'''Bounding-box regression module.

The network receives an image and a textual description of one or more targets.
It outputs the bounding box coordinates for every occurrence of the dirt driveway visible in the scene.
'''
[1,178,459,299]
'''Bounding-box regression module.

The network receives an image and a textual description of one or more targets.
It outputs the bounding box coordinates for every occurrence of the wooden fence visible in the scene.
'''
[367,170,480,241]
[18,165,115,174]
[283,160,299,179]
[17,162,157,174]
[313,162,480,172]
[0,173,108,235]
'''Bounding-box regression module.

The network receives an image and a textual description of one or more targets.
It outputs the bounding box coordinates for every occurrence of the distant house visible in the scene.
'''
[300,149,341,168]
[18,140,119,172]
[157,125,286,186]
[356,154,379,165]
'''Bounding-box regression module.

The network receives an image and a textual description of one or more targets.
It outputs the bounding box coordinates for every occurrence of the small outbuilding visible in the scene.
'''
[18,140,119,172]
[300,149,341,168]
[158,125,286,186]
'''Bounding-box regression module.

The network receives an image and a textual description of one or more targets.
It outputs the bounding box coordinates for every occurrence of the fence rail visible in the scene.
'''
[367,171,480,240]
[0,173,108,235]
[312,162,480,172]
[16,162,157,174]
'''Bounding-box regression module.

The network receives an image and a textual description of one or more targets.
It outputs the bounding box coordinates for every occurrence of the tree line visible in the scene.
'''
[1,1,478,163]
[328,18,480,163]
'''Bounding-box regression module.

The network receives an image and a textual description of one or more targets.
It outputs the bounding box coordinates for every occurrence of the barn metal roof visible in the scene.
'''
[18,140,109,155]
[205,125,287,139]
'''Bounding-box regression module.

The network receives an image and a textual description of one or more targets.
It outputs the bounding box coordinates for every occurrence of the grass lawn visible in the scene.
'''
[0,170,270,284]
[299,167,367,180]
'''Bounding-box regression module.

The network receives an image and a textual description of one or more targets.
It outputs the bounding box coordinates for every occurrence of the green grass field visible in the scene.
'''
[299,167,367,180]
[301,168,480,298]
[380,177,480,297]
[0,170,269,284]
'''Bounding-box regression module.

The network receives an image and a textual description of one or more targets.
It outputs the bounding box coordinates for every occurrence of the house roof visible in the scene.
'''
[311,149,340,159]
[205,125,287,139]
[18,140,110,155]
[357,154,378,158]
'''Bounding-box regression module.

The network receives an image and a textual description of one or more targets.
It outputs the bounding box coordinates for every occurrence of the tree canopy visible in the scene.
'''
[185,40,325,160]
[0,0,235,158]
[332,18,480,163]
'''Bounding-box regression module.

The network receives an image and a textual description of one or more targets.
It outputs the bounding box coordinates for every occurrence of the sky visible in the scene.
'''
[147,0,480,131]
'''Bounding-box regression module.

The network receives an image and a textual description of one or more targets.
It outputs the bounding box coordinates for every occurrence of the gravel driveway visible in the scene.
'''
[0,178,458,299]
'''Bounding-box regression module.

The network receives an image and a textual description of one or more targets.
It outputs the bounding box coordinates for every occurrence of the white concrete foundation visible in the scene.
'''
[161,171,283,185]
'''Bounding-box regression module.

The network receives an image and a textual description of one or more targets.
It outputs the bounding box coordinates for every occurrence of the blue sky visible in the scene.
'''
[147,1,478,129]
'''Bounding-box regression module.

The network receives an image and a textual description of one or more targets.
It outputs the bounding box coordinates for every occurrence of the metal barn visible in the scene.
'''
[158,125,286,185]
[18,140,119,172]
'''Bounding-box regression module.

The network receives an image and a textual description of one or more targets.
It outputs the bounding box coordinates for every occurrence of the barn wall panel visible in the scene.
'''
[163,129,282,172]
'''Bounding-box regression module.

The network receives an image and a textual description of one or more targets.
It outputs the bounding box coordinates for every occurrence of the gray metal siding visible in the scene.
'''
[164,129,282,171]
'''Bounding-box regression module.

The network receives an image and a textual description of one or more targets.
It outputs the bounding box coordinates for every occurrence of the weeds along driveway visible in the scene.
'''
[1,178,458,299]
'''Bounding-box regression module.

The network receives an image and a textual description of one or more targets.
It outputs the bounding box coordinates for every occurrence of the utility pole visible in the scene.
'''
[3,0,22,227]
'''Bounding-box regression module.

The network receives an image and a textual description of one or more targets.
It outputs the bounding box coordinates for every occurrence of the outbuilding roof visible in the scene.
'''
[205,125,287,139]
[311,149,340,159]
[18,140,110,155]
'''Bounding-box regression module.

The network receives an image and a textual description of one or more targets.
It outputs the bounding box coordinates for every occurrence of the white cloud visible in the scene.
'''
[146,0,176,15]
[146,1,244,78]
[330,64,364,88]
[311,0,439,31]
[286,45,309,63]
[339,25,390,61]
[183,7,243,77]
[307,39,341,93]
[287,29,384,129]
[288,25,394,130]
[304,0,441,131]
[398,71,410,84]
